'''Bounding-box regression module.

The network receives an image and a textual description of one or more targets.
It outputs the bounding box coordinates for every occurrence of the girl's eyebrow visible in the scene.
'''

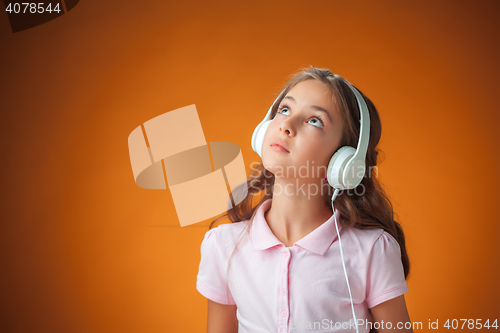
[282,95,333,122]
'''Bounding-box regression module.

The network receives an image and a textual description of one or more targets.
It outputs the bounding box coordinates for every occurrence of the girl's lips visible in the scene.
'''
[271,139,290,152]
[271,144,289,153]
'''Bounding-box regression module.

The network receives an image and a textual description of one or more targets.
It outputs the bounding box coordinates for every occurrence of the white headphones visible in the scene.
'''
[251,78,371,190]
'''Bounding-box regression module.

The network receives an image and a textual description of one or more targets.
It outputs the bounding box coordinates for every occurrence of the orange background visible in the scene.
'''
[1,0,499,331]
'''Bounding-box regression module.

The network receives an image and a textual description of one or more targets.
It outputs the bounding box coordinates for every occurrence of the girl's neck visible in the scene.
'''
[264,191,333,247]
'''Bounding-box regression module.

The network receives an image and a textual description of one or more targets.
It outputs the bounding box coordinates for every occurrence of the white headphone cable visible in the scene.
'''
[331,188,359,333]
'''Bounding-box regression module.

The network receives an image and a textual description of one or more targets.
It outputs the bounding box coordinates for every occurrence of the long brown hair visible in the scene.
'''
[209,66,410,280]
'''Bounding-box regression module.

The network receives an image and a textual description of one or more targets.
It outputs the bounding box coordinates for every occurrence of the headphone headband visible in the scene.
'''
[341,80,370,169]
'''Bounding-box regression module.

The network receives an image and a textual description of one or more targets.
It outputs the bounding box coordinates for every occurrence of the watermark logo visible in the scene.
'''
[290,318,423,331]
[251,161,378,199]
[128,104,248,227]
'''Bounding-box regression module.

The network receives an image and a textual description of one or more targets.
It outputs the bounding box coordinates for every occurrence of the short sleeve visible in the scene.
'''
[365,231,408,308]
[196,228,236,305]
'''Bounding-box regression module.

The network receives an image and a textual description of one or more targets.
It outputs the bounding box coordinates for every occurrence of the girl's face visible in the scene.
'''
[262,79,343,180]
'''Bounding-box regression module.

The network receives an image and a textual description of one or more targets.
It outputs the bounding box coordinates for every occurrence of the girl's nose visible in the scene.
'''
[279,119,295,136]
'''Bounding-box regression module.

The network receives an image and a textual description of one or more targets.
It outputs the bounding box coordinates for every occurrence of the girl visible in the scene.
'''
[197,66,412,333]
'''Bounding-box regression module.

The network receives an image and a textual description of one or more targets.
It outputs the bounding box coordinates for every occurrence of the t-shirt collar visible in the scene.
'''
[250,198,342,255]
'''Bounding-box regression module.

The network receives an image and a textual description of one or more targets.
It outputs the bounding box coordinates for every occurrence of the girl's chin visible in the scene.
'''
[262,162,297,174]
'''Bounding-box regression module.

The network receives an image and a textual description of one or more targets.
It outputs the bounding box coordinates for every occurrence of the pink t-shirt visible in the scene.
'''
[197,198,408,333]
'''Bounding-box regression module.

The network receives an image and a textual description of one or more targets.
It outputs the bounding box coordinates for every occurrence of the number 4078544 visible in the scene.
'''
[5,3,62,14]
[443,319,498,330]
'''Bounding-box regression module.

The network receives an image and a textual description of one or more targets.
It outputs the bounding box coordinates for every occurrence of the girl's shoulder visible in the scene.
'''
[346,225,385,240]
[202,221,250,251]
[346,226,400,253]
[208,220,249,236]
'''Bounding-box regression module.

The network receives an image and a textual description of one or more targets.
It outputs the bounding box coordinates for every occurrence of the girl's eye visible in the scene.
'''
[277,106,290,116]
[308,117,324,128]
[277,105,325,128]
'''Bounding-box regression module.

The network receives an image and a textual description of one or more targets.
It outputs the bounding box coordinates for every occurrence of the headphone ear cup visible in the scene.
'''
[252,89,285,158]
[251,119,272,158]
[326,146,356,189]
